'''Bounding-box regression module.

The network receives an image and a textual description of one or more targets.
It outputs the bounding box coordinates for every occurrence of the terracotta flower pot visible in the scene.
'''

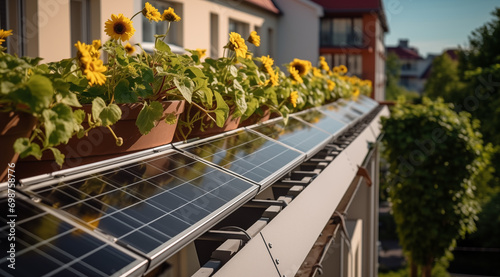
[238,106,272,128]
[15,100,185,179]
[176,104,241,141]
[0,112,36,182]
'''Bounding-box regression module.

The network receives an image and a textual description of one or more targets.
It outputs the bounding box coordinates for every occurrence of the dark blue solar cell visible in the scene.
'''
[250,117,331,154]
[23,149,257,268]
[0,198,142,277]
[180,130,303,185]
[293,109,346,135]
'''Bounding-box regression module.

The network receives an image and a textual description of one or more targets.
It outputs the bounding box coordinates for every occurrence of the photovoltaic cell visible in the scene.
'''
[357,95,379,109]
[0,198,145,277]
[24,151,258,268]
[249,117,332,156]
[178,129,304,186]
[318,101,361,123]
[292,109,347,136]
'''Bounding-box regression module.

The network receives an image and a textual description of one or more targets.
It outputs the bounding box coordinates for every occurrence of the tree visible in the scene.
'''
[385,52,419,101]
[424,52,465,102]
[382,98,492,277]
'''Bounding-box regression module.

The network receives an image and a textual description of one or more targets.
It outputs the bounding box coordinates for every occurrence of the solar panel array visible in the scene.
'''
[176,129,304,188]
[1,96,379,276]
[0,197,147,277]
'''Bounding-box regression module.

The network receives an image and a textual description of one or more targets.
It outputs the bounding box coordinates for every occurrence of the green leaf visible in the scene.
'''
[142,66,154,83]
[0,81,15,95]
[114,79,137,104]
[13,138,42,159]
[243,98,259,118]
[42,104,76,145]
[185,66,205,79]
[196,86,213,108]
[155,39,172,54]
[49,148,65,167]
[115,46,128,66]
[229,65,238,77]
[173,76,194,104]
[91,97,106,123]
[25,74,54,112]
[164,113,177,125]
[233,79,247,113]
[53,79,81,107]
[82,85,107,99]
[136,101,163,135]
[73,109,85,125]
[99,103,122,127]
[214,91,229,127]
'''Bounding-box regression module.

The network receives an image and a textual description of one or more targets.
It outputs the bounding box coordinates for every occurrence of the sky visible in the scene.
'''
[382,0,500,57]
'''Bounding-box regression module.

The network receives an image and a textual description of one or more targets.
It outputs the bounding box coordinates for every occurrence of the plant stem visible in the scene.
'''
[191,102,216,122]
[130,10,142,21]
[62,67,81,79]
[162,22,171,42]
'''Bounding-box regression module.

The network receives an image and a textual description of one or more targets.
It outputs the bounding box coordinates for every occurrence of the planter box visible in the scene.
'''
[15,100,185,179]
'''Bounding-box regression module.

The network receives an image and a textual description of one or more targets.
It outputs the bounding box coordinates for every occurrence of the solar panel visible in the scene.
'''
[176,129,305,189]
[346,98,377,115]
[292,109,347,136]
[357,95,379,109]
[23,150,258,270]
[318,101,361,124]
[0,197,146,277]
[248,117,333,157]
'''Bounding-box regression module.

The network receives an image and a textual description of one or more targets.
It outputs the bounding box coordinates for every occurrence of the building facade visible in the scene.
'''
[310,0,389,101]
[0,0,280,62]
[386,39,434,94]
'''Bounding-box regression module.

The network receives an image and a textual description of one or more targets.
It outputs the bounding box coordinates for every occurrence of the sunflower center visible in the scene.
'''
[114,23,126,35]
[294,64,305,75]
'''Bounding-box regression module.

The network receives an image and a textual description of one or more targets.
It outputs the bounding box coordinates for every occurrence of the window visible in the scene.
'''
[267,27,274,57]
[333,54,362,76]
[254,26,261,56]
[142,0,183,47]
[229,19,249,39]
[320,17,363,47]
[0,0,25,55]
[210,13,218,58]
[70,0,91,56]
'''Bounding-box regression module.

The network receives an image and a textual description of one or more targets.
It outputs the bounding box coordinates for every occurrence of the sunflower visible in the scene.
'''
[290,91,299,108]
[333,66,340,74]
[260,55,274,73]
[105,13,135,41]
[327,80,336,91]
[0,29,13,45]
[319,56,330,72]
[92,40,101,50]
[124,42,136,55]
[142,2,161,22]
[162,7,181,22]
[312,67,322,77]
[74,41,92,71]
[196,48,206,58]
[89,40,102,59]
[339,65,348,74]
[352,88,360,100]
[289,66,303,84]
[227,32,247,58]
[247,31,260,47]
[290,58,311,76]
[269,71,279,87]
[84,59,107,86]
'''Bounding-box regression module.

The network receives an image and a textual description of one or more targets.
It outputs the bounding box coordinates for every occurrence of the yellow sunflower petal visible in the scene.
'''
[105,13,135,41]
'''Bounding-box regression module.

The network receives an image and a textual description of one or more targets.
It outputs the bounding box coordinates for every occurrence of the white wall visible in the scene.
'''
[34,0,72,62]
[273,0,323,68]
